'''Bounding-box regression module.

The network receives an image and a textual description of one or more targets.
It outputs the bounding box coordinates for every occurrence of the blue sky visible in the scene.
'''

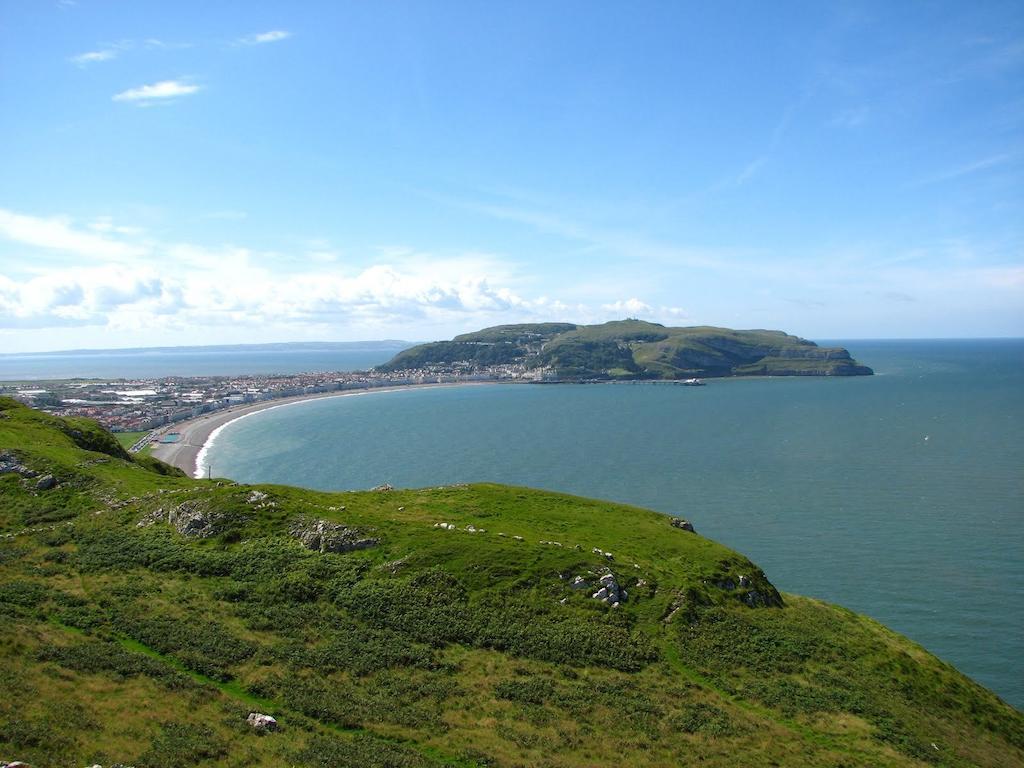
[0,1,1021,352]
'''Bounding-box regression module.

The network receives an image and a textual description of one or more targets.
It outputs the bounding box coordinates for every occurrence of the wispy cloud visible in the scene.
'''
[0,209,144,261]
[71,49,117,66]
[455,198,731,271]
[910,153,1017,186]
[112,80,201,105]
[237,30,292,46]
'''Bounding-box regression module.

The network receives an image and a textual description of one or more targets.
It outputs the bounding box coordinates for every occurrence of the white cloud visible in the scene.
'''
[0,266,182,329]
[71,49,116,66]
[112,80,200,104]
[88,216,144,236]
[238,30,291,45]
[0,209,145,261]
[601,298,652,316]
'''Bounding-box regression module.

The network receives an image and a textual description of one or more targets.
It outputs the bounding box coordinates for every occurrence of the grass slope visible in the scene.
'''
[377,320,873,379]
[0,398,1020,768]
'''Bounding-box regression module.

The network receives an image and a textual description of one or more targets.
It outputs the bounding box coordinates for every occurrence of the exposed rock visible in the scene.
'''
[290,517,379,554]
[34,474,57,491]
[0,450,37,478]
[168,500,221,538]
[247,490,268,504]
[136,508,165,528]
[512,535,524,541]
[738,574,751,588]
[587,571,626,605]
[246,712,278,731]
[671,518,695,532]
[371,483,393,492]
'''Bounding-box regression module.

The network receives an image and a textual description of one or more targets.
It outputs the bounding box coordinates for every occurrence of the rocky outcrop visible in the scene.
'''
[246,712,278,730]
[592,572,627,606]
[671,518,695,533]
[168,500,221,538]
[566,569,628,607]
[0,451,37,478]
[138,500,222,538]
[707,571,784,608]
[290,517,380,554]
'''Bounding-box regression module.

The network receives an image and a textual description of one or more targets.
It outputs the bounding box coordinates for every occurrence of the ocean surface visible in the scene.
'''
[0,346,404,381]
[203,339,1024,708]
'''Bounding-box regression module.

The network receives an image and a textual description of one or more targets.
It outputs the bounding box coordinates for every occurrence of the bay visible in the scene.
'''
[206,339,1024,708]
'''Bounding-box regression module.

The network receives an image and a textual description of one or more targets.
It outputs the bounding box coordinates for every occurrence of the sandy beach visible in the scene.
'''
[148,381,506,478]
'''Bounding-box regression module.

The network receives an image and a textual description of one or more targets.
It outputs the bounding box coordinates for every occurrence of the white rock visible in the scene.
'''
[247,712,278,731]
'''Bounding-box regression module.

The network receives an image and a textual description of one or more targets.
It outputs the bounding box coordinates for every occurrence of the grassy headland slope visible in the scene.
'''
[1,398,1020,767]
[377,319,873,379]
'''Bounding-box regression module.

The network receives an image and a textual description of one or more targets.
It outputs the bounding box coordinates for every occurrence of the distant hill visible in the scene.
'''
[377,319,873,378]
[0,397,1020,766]
[2,340,415,358]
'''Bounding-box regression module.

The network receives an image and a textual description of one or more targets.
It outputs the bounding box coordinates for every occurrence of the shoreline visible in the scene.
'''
[149,381,510,478]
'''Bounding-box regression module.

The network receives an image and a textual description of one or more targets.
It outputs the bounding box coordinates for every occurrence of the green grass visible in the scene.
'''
[114,430,148,449]
[0,396,1020,767]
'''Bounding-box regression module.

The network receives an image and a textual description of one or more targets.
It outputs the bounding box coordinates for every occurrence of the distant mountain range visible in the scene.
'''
[377,319,874,379]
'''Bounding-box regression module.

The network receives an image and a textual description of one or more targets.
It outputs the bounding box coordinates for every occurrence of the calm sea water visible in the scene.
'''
[0,347,401,380]
[206,340,1022,708]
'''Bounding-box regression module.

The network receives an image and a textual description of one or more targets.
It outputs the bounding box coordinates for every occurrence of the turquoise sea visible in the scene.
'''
[205,340,1024,708]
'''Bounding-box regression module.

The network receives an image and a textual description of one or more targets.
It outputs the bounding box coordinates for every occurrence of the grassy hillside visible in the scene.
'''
[377,320,874,379]
[376,324,576,373]
[1,397,1020,767]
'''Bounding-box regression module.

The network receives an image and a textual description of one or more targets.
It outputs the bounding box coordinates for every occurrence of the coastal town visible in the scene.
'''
[2,363,552,442]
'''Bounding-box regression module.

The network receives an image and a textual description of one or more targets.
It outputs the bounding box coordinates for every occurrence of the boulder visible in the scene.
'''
[34,474,57,491]
[246,712,278,731]
[671,518,695,533]
[290,518,379,554]
[371,483,393,492]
